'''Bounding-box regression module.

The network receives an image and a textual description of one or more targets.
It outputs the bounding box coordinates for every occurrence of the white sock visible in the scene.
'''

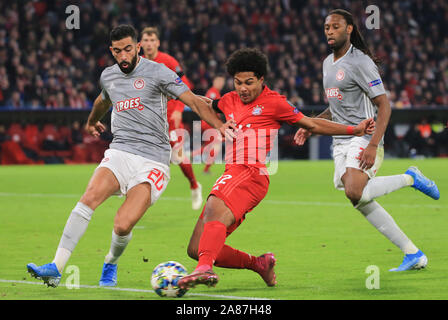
[357,200,419,254]
[54,202,94,273]
[52,247,71,274]
[359,174,413,205]
[104,230,133,264]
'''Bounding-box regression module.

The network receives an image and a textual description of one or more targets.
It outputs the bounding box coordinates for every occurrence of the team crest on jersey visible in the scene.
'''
[336,69,345,81]
[252,105,264,115]
[326,88,343,101]
[115,97,144,112]
[134,78,145,90]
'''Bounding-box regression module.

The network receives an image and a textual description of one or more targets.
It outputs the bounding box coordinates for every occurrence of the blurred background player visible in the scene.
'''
[140,27,202,210]
[178,48,375,290]
[26,25,232,288]
[294,9,440,272]
[201,75,226,174]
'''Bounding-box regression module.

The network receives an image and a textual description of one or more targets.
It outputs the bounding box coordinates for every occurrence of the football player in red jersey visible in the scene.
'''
[140,27,202,210]
[178,48,375,290]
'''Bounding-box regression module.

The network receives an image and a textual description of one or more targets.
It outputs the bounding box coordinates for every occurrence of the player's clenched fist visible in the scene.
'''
[353,118,375,136]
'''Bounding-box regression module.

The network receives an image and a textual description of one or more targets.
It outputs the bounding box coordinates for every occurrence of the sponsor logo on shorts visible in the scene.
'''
[115,97,144,112]
[325,87,343,101]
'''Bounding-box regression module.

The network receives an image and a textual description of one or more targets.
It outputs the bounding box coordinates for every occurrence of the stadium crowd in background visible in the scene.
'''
[0,0,447,109]
[0,0,447,164]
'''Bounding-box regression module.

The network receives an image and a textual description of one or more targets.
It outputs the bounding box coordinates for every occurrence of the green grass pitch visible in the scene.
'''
[0,158,447,300]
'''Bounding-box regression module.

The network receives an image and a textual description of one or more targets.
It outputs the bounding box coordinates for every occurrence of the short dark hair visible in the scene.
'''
[141,27,160,40]
[110,24,138,43]
[225,48,268,79]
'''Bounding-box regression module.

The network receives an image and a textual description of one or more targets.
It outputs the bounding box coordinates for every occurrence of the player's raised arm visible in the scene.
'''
[85,93,112,137]
[294,107,332,145]
[177,90,237,140]
[295,115,375,137]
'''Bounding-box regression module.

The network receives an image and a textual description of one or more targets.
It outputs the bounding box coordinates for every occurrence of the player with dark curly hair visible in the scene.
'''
[178,48,375,290]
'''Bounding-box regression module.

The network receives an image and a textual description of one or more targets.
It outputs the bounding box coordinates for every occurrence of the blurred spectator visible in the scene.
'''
[404,118,438,157]
[395,90,412,109]
[71,121,84,145]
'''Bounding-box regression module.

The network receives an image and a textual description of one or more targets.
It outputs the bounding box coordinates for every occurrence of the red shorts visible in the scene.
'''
[200,164,269,236]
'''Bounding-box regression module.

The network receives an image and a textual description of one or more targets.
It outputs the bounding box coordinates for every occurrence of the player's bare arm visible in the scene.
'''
[294,107,332,145]
[86,93,112,138]
[178,90,237,140]
[358,93,391,170]
[296,116,375,137]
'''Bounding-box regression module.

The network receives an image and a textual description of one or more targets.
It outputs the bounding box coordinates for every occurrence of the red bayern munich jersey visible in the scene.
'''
[216,86,304,173]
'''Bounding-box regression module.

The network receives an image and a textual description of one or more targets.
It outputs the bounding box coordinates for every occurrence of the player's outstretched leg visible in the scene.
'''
[26,262,61,288]
[178,219,226,290]
[389,250,428,272]
[213,245,278,287]
[26,201,94,288]
[405,166,440,200]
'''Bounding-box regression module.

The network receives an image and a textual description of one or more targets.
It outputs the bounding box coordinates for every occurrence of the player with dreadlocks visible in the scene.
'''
[295,9,440,271]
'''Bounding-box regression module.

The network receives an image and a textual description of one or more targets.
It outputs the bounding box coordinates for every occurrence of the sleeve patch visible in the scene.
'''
[368,79,382,87]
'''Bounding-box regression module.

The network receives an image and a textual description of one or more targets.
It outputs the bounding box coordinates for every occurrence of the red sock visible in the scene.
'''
[179,162,198,189]
[196,221,227,270]
[215,245,258,270]
[204,163,212,172]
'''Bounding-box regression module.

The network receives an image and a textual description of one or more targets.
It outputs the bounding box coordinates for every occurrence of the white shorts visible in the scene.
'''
[333,137,384,190]
[97,149,170,206]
